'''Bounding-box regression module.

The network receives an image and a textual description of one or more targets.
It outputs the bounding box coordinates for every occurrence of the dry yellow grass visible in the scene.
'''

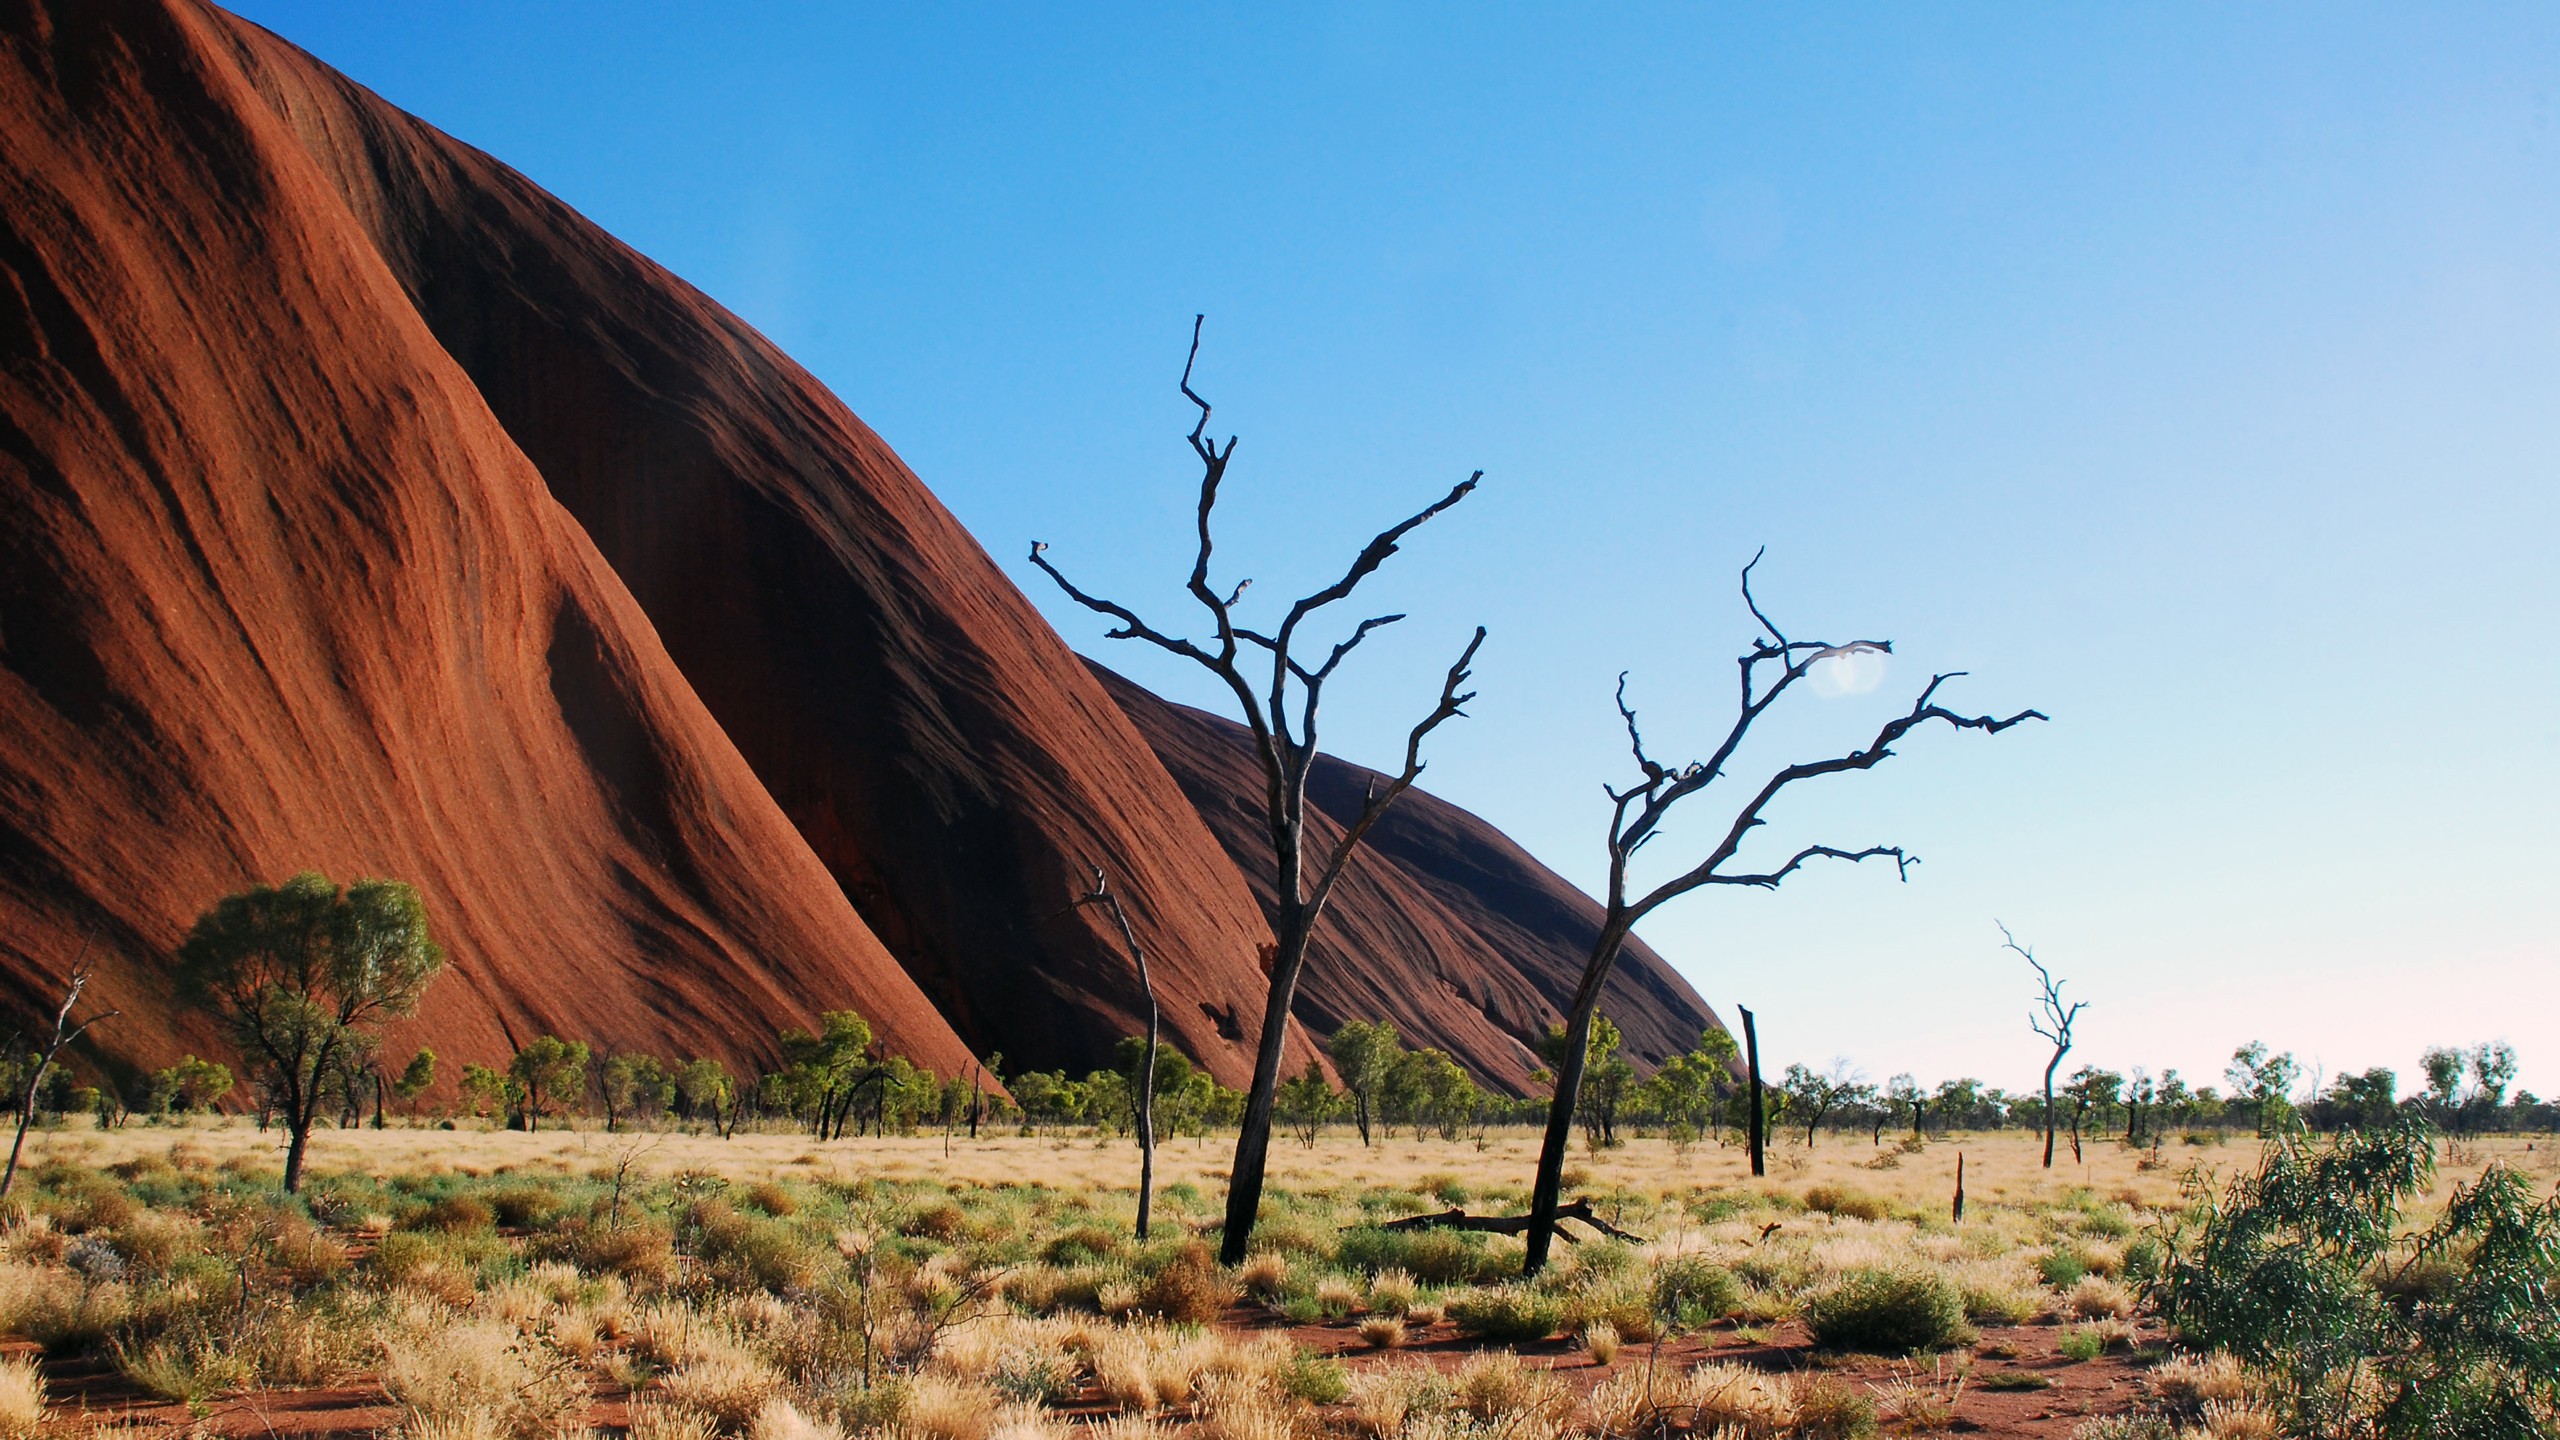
[39,1117,2545,1218]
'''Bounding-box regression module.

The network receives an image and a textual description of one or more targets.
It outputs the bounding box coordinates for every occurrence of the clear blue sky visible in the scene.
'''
[230,3,2559,1100]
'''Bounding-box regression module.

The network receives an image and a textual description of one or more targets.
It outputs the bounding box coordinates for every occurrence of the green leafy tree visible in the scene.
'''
[145,1055,233,1115]
[2323,1066,2399,1132]
[1326,1020,1404,1147]
[509,1036,589,1131]
[600,1052,674,1131]
[1388,1047,1479,1141]
[2226,1041,2302,1137]
[391,1048,436,1112]
[1885,1073,1927,1138]
[1646,1027,1736,1152]
[458,1062,513,1121]
[2061,1066,2123,1162]
[1277,1061,1338,1147]
[1779,1060,1863,1148]
[675,1057,735,1137]
[175,872,444,1191]
[772,1011,880,1139]
[1540,1014,1632,1147]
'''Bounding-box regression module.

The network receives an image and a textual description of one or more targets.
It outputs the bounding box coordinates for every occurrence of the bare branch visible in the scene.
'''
[2005,922,2085,1046]
[1305,626,1486,915]
[1739,546,1784,645]
[1615,672,1665,782]
[1698,842,1912,890]
[1627,675,2045,920]
[1273,472,1481,660]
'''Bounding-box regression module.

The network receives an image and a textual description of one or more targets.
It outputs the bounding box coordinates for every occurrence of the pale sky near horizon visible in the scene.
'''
[229,3,2559,1099]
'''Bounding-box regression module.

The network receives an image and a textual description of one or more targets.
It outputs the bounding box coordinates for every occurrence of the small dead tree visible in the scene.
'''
[1522,554,2043,1274]
[1032,317,1486,1263]
[2,950,119,1200]
[1071,865,1161,1240]
[2007,923,2083,1170]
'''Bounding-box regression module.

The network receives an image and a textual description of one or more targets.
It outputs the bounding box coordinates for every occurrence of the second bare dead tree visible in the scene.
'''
[2008,923,2083,1169]
[1521,554,2044,1274]
[1031,317,1486,1263]
[1,947,118,1200]
[1071,865,1160,1239]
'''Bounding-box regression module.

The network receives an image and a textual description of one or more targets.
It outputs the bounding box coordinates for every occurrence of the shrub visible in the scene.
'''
[2066,1275,2133,1320]
[378,1311,590,1440]
[1802,1185,1889,1222]
[2155,1120,2560,1438]
[1335,1227,1496,1285]
[902,1202,968,1242]
[1803,1268,1971,1354]
[1791,1376,1879,1440]
[1367,1268,1419,1318]
[691,1204,816,1294]
[2038,1250,2089,1289]
[488,1187,559,1229]
[1136,1242,1232,1323]
[1044,1226,1125,1266]
[742,1182,797,1218]
[403,1194,494,1234]
[1356,1316,1406,1349]
[1280,1353,1349,1405]
[553,1218,676,1282]
[1651,1255,1742,1331]
[1449,1285,1561,1343]
[0,1355,43,1440]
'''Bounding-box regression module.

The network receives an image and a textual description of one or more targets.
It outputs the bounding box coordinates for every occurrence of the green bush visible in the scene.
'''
[1449,1285,1562,1343]
[2037,1250,2088,1289]
[1043,1225,1126,1265]
[1791,1377,1879,1440]
[2155,1119,2560,1438]
[400,1193,493,1233]
[1135,1241,1233,1323]
[1803,1268,1971,1353]
[1802,1184,1889,1222]
[1337,1226,1500,1284]
[488,1186,559,1229]
[1279,1353,1349,1405]
[1650,1255,1742,1332]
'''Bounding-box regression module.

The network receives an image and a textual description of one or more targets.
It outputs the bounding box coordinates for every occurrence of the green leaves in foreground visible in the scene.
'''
[2154,1119,2560,1440]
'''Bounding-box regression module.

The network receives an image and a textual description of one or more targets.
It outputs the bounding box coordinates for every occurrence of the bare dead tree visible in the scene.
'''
[2008,922,2083,1170]
[1521,554,2044,1274]
[1070,865,1161,1240]
[1031,317,1485,1263]
[1,948,118,1200]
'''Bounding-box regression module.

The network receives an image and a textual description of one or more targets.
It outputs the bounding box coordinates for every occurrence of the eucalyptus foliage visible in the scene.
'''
[2155,1119,2560,1439]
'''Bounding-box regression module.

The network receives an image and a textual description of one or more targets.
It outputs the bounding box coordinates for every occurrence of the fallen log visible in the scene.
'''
[1366,1197,1646,1245]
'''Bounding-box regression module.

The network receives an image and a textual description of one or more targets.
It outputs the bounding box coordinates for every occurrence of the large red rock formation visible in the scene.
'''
[0,0,981,1082]
[0,0,1719,1096]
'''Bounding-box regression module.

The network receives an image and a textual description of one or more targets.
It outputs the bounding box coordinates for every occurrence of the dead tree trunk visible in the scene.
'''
[1741,1007,1766,1179]
[2008,925,2083,1171]
[1072,867,1160,1241]
[1520,553,2044,1275]
[1,953,116,1201]
[1032,317,1486,1265]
